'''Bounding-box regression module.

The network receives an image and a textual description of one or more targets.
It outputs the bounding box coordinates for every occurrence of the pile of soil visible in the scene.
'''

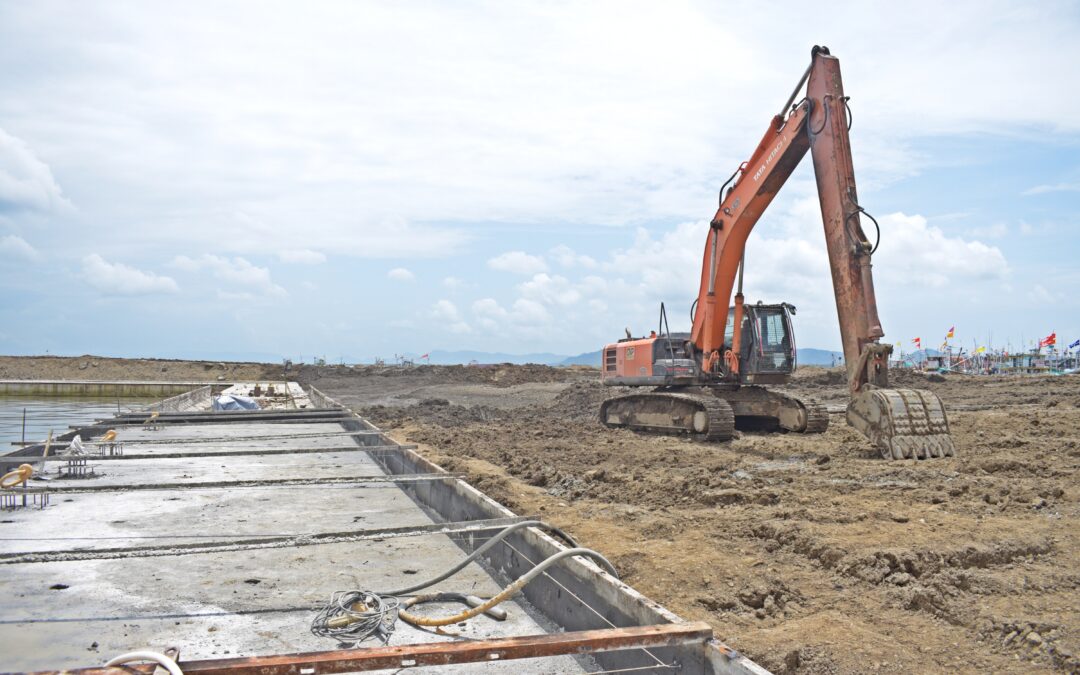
[301,363,586,388]
[0,355,279,382]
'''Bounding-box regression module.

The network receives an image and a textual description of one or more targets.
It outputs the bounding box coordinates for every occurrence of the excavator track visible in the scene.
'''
[800,397,830,434]
[600,392,735,442]
[767,389,829,434]
[695,396,737,441]
[716,386,830,434]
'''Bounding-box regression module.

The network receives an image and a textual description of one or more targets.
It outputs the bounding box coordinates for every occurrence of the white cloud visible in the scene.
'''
[171,254,285,297]
[0,128,71,213]
[81,254,179,296]
[277,249,326,264]
[1022,183,1080,196]
[487,251,547,275]
[0,3,1075,261]
[519,273,582,306]
[387,267,414,281]
[433,299,461,320]
[550,244,597,270]
[605,222,703,296]
[472,297,551,331]
[432,299,470,333]
[472,298,507,331]
[442,276,464,289]
[872,212,1008,288]
[0,4,1074,355]
[463,203,1012,351]
[0,234,40,261]
[510,298,551,325]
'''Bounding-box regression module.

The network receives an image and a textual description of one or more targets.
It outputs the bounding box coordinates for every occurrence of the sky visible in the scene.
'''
[1,1,1078,362]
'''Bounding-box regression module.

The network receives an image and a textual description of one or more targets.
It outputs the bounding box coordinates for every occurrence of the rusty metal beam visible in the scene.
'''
[17,622,713,675]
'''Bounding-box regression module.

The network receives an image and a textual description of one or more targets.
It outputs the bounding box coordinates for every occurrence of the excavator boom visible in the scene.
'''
[804,49,954,459]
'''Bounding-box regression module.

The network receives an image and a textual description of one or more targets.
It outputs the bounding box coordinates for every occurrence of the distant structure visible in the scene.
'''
[891,345,1078,376]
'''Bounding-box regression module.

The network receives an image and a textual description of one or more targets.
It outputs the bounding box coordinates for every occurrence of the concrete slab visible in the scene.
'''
[32,451,388,488]
[78,423,360,454]
[1,384,769,675]
[0,483,434,554]
[0,397,587,674]
[0,538,582,672]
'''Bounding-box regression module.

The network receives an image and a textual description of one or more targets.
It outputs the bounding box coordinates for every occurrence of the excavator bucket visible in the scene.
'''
[847,388,956,459]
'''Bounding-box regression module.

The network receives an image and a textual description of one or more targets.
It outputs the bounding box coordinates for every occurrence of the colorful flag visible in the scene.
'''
[975,346,986,354]
[946,326,955,338]
[911,337,921,347]
[420,353,430,359]
[1070,339,1080,349]
[1039,332,1057,348]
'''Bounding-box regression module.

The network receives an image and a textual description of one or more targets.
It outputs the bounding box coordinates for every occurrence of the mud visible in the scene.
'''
[310,364,1080,675]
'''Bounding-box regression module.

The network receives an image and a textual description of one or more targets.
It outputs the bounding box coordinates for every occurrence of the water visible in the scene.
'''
[0,397,157,446]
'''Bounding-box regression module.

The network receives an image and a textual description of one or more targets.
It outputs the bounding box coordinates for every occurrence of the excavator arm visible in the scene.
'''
[690,46,955,459]
[689,90,811,366]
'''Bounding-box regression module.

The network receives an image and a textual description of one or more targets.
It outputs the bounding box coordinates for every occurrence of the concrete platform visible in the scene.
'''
[1,410,582,672]
[0,383,771,675]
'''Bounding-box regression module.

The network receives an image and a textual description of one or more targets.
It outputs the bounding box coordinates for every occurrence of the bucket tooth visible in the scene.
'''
[847,388,956,460]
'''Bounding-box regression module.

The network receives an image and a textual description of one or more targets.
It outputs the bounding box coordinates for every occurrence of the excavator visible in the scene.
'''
[599,46,955,460]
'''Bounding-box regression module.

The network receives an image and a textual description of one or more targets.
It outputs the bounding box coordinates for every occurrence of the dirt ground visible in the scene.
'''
[6,356,1076,673]
[0,355,284,382]
[306,364,1079,675]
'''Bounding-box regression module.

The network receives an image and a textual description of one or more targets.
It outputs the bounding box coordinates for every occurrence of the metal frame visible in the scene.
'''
[17,622,713,675]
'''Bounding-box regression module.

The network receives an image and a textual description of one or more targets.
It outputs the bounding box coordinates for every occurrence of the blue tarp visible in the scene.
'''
[212,395,261,411]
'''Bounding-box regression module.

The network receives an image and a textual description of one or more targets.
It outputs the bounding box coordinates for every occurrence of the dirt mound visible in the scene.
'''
[0,355,278,382]
[341,363,586,387]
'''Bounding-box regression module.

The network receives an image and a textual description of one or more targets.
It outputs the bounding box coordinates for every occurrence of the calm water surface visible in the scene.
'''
[0,397,157,445]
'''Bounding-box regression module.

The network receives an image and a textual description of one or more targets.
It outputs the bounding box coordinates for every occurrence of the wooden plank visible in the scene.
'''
[16,622,712,674]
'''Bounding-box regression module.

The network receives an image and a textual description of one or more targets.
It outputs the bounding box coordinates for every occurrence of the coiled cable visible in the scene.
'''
[311,590,400,646]
[311,521,617,644]
[105,651,183,675]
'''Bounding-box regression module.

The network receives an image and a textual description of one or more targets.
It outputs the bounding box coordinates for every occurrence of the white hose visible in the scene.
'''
[105,650,183,675]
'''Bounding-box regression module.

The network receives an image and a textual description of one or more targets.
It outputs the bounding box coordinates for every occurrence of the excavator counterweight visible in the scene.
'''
[599,46,956,460]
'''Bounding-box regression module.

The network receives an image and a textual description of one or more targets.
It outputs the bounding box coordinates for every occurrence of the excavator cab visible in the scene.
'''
[727,303,797,384]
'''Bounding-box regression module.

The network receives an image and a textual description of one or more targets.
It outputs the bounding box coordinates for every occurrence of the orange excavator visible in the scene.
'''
[599,46,955,460]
